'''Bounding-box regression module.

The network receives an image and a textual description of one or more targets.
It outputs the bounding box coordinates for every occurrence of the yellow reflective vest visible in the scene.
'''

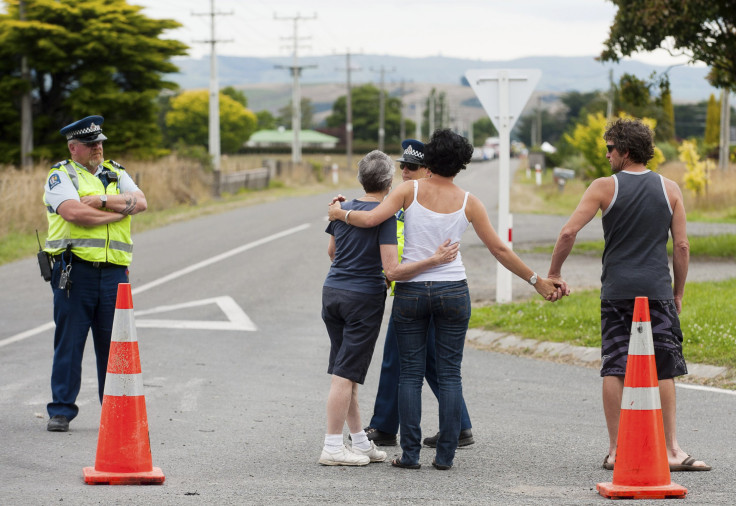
[43,160,133,266]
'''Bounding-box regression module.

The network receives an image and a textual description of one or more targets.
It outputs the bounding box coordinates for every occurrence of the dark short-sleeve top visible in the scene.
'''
[324,200,397,294]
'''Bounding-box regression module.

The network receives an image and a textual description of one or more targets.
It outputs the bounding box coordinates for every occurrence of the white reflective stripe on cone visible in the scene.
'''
[621,386,661,410]
[110,309,137,343]
[628,322,655,356]
[103,373,145,397]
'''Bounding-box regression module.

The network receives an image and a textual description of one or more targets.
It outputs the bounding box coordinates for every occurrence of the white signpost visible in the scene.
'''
[465,69,542,303]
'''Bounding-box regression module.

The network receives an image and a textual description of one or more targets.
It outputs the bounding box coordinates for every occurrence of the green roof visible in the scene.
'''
[249,129,339,144]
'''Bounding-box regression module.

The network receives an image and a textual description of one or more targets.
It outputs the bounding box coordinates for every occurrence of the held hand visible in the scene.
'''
[535,277,567,302]
[329,194,346,205]
[432,239,459,265]
[548,274,571,298]
[328,201,343,221]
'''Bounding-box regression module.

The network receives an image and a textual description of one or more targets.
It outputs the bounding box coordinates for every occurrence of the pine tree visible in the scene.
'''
[704,93,721,145]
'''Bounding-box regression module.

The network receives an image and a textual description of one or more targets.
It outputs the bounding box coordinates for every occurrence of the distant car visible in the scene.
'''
[471,148,484,162]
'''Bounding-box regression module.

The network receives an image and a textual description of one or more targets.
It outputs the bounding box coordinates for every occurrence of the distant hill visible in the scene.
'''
[168,54,717,103]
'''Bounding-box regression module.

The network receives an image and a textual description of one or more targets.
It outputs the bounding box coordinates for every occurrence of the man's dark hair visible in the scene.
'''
[424,129,474,177]
[603,118,655,164]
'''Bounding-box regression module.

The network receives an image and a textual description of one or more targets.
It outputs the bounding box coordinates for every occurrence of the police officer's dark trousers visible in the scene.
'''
[47,259,128,421]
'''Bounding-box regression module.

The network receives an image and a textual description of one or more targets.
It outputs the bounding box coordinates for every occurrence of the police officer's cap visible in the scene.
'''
[60,115,108,143]
[396,139,425,165]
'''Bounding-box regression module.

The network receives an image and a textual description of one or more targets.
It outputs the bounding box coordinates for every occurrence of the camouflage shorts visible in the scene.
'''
[600,299,688,379]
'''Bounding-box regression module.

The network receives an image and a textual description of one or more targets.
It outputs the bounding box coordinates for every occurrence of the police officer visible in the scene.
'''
[43,115,147,432]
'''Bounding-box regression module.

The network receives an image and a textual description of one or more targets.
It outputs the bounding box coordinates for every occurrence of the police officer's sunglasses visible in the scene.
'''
[400,162,420,171]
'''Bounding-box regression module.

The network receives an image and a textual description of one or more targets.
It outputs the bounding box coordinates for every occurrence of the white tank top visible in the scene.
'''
[400,180,469,282]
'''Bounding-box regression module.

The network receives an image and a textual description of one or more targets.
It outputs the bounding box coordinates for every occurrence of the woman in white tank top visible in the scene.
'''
[328,129,567,470]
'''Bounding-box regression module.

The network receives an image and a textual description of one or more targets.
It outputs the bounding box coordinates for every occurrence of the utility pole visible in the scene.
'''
[398,80,406,142]
[607,69,615,119]
[193,0,232,197]
[275,12,317,164]
[19,0,33,170]
[719,90,731,170]
[414,102,421,139]
[337,50,360,171]
[370,66,395,151]
[429,90,436,136]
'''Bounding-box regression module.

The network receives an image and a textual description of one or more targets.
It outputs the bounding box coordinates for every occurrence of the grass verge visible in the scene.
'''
[469,279,736,370]
[525,234,736,259]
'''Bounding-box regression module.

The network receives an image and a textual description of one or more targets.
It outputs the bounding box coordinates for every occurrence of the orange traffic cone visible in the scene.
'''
[83,283,165,485]
[597,297,686,499]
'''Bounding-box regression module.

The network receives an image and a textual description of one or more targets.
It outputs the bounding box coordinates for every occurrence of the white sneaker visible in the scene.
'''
[350,441,387,462]
[319,445,370,466]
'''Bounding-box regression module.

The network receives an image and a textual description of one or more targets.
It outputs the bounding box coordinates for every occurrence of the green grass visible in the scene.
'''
[527,234,736,259]
[469,279,736,369]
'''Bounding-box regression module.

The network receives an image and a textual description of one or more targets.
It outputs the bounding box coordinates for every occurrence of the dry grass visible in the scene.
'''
[658,162,736,220]
[0,152,370,264]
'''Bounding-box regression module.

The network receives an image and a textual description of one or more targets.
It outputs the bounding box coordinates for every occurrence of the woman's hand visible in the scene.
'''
[431,239,459,265]
[328,201,343,222]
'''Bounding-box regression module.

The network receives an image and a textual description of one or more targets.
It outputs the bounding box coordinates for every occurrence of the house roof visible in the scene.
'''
[249,129,339,144]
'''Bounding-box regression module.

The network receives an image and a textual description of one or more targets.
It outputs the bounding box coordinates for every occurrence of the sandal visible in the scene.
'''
[391,457,421,469]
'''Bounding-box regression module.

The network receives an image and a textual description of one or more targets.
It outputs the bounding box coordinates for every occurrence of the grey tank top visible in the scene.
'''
[601,170,673,300]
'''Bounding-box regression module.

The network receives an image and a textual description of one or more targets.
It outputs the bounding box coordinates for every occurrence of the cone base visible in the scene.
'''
[83,466,165,485]
[597,481,687,500]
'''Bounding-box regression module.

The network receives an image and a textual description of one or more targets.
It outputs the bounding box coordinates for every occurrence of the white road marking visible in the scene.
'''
[134,296,257,331]
[0,223,309,348]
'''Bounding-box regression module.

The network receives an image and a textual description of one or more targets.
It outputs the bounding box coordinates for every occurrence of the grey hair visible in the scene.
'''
[357,150,395,193]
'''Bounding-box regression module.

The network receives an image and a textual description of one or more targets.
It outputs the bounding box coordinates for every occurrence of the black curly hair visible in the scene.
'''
[423,129,474,177]
[603,118,655,165]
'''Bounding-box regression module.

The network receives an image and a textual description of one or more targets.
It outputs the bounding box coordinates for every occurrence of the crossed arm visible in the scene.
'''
[58,190,147,227]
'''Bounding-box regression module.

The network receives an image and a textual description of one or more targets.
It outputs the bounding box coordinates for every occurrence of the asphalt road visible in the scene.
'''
[1,159,735,504]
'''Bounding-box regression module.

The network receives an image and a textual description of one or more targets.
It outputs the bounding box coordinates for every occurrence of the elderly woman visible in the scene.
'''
[329,130,566,470]
[319,150,458,467]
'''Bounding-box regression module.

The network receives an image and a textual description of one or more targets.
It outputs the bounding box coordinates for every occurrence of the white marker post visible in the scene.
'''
[466,69,541,303]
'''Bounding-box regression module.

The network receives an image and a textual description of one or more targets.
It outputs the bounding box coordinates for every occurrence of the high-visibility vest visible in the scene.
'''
[43,160,133,266]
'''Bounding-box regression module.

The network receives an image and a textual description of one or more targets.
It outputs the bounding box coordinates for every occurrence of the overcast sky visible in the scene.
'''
[132,0,698,67]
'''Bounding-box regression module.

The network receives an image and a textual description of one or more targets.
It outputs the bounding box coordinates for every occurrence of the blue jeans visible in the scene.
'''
[369,315,472,434]
[393,280,471,467]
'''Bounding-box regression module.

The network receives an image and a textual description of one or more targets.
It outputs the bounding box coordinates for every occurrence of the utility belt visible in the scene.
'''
[53,253,124,269]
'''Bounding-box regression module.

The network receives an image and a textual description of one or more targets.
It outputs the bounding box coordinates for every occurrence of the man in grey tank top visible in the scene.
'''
[547,118,710,472]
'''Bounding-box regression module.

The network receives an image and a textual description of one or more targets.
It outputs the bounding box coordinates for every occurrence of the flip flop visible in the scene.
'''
[391,457,421,469]
[602,455,614,470]
[670,455,711,472]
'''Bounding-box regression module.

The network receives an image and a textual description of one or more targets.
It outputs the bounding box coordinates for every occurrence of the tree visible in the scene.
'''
[704,93,721,145]
[657,81,676,142]
[472,117,498,143]
[255,110,276,131]
[277,98,314,130]
[221,86,248,108]
[601,0,736,91]
[165,90,257,154]
[679,139,712,195]
[0,0,187,163]
[326,84,404,144]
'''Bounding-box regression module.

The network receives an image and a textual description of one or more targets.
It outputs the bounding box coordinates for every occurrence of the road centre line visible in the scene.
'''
[0,223,311,348]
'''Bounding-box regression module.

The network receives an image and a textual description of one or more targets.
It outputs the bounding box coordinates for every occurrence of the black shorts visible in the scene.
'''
[322,286,386,384]
[600,299,688,379]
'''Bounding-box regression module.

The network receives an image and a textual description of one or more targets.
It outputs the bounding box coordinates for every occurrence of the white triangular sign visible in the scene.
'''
[465,69,542,130]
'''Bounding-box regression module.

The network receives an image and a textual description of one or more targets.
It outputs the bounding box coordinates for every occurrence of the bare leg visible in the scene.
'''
[659,378,708,467]
[326,375,356,434]
[602,376,624,462]
[345,382,363,434]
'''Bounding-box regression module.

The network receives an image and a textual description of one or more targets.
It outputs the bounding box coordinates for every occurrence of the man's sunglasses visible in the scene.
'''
[606,144,616,153]
[400,162,420,171]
